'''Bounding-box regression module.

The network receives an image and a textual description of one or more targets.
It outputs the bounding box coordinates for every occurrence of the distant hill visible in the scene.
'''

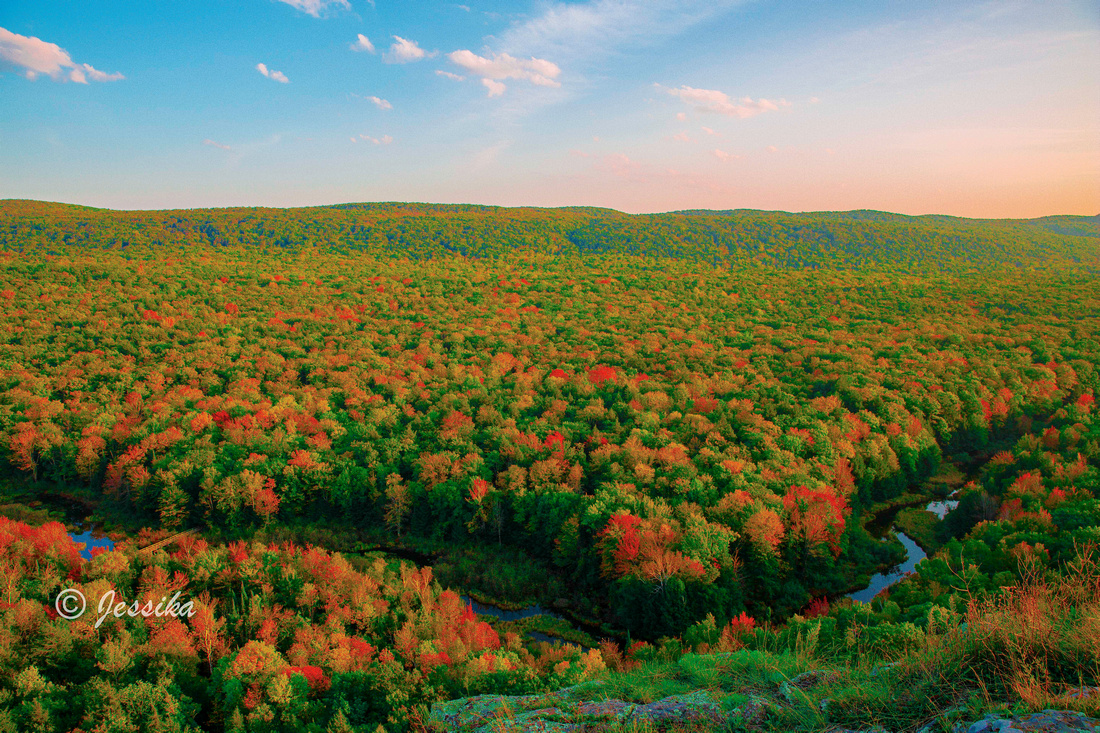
[1,199,1096,271]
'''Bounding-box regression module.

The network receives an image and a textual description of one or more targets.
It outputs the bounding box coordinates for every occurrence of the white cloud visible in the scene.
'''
[384,36,428,64]
[273,0,350,17]
[498,0,747,59]
[701,126,718,136]
[661,84,788,118]
[203,139,232,151]
[672,131,691,142]
[366,95,392,109]
[712,148,739,161]
[81,64,123,82]
[0,27,123,83]
[256,62,289,83]
[482,78,506,97]
[676,112,687,121]
[448,50,561,87]
[355,133,393,145]
[766,145,778,153]
[435,69,465,81]
[351,34,375,53]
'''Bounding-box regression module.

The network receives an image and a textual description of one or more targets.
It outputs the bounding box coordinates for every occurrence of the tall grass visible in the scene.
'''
[813,546,1100,731]
[955,545,1100,713]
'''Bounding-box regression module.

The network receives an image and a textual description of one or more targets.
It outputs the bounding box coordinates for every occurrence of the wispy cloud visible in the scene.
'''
[436,69,465,81]
[482,78,506,97]
[660,84,788,118]
[366,95,392,110]
[256,62,289,83]
[351,34,375,53]
[672,131,691,142]
[599,153,644,180]
[273,0,350,18]
[384,36,429,64]
[0,27,123,83]
[352,134,394,145]
[470,139,512,169]
[712,148,738,161]
[199,133,282,168]
[448,50,561,88]
[498,0,747,59]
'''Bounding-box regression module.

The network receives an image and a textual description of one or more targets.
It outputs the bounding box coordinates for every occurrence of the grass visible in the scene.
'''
[920,462,968,495]
[952,548,1100,712]
[0,502,52,525]
[544,547,1100,732]
[863,491,931,517]
[894,508,943,554]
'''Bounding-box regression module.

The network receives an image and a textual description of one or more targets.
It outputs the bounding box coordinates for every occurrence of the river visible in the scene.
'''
[59,494,960,641]
[845,494,959,603]
[69,522,114,560]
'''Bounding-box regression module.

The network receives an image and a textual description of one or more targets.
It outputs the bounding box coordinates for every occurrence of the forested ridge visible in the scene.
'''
[2,200,1097,270]
[0,201,1097,731]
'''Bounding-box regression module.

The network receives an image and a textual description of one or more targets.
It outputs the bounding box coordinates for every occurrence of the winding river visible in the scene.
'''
[846,495,959,603]
[60,494,961,644]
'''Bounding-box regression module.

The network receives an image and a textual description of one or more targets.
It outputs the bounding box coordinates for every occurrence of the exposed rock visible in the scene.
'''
[1064,686,1100,701]
[427,686,729,732]
[632,690,726,726]
[573,699,634,719]
[782,669,841,702]
[731,695,772,726]
[427,681,1100,733]
[870,662,900,678]
[957,709,1100,733]
[791,669,842,690]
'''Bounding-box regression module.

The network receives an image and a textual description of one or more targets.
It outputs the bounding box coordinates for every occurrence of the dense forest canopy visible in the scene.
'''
[0,201,1098,731]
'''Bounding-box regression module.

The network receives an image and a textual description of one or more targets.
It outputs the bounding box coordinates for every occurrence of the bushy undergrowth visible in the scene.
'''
[577,546,1099,732]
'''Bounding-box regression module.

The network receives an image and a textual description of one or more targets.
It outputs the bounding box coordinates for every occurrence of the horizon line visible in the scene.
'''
[3,198,1097,223]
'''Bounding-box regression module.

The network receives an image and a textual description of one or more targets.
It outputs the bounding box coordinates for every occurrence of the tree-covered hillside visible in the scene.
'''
[1,200,1097,271]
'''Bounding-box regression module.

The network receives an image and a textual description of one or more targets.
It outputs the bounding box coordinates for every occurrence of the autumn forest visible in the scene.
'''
[0,200,1098,732]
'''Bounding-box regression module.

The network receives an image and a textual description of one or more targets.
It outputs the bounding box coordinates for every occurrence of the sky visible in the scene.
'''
[1,0,1097,217]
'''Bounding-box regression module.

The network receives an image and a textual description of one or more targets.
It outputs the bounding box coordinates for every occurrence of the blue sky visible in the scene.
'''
[1,0,1097,216]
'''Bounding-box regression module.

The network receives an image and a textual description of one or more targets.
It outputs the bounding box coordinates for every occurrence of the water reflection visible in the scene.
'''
[925,499,958,519]
[68,524,114,560]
